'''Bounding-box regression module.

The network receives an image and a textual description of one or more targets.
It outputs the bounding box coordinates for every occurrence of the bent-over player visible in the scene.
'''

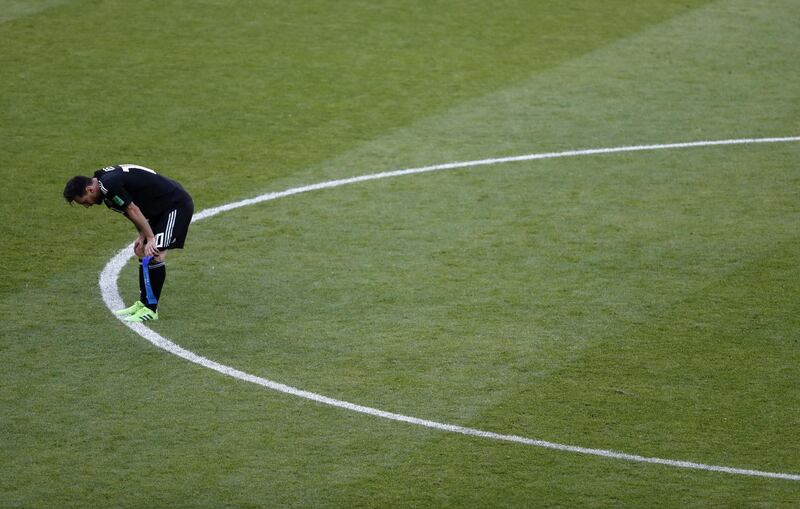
[63,164,194,322]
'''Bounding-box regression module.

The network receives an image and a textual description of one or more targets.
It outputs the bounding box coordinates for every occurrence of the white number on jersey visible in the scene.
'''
[120,164,157,174]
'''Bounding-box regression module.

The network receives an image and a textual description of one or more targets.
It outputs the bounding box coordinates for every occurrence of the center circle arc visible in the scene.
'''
[99,136,800,481]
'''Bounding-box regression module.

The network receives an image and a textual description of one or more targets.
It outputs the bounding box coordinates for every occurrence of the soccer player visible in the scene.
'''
[63,164,194,322]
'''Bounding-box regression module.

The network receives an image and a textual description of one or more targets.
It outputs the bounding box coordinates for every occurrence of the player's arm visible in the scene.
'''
[125,202,160,257]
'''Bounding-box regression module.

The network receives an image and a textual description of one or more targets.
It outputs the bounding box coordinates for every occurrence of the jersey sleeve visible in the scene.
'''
[98,173,133,212]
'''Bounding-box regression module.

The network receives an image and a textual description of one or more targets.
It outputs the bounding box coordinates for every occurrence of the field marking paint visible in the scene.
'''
[100,136,800,481]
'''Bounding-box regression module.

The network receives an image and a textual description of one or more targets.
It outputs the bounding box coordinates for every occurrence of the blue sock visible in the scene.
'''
[141,257,166,311]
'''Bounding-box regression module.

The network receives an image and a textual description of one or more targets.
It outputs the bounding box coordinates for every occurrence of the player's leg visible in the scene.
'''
[115,240,147,316]
[141,209,175,313]
[140,251,167,311]
[125,201,193,322]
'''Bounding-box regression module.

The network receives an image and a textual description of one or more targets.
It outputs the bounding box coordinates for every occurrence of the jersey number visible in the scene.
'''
[120,164,157,174]
[101,164,158,174]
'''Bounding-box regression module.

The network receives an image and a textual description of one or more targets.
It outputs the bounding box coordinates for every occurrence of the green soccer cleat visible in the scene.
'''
[115,300,145,316]
[124,306,159,323]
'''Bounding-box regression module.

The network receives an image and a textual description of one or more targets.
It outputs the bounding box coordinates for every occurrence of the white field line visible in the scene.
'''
[99,136,800,481]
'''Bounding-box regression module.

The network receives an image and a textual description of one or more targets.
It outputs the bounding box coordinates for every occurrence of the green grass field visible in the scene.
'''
[2,0,799,506]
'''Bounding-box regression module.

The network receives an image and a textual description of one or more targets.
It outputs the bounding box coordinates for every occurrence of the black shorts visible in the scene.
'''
[150,198,194,250]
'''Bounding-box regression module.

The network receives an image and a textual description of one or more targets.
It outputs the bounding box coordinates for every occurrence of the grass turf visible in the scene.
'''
[2,0,799,506]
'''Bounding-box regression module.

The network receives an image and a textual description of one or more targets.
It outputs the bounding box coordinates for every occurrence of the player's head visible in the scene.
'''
[63,176,102,207]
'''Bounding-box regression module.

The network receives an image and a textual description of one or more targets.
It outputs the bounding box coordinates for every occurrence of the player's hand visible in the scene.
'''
[133,235,146,257]
[144,237,160,257]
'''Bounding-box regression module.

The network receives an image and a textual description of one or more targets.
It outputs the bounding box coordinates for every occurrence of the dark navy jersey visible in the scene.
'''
[93,164,191,219]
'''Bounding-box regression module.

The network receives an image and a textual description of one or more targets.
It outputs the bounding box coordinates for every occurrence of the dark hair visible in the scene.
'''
[63,175,92,203]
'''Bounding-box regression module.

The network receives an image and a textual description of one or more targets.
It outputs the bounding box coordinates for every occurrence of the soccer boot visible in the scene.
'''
[115,300,145,316]
[124,306,159,322]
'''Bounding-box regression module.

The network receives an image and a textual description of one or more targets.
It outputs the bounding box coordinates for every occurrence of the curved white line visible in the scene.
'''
[100,136,800,481]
